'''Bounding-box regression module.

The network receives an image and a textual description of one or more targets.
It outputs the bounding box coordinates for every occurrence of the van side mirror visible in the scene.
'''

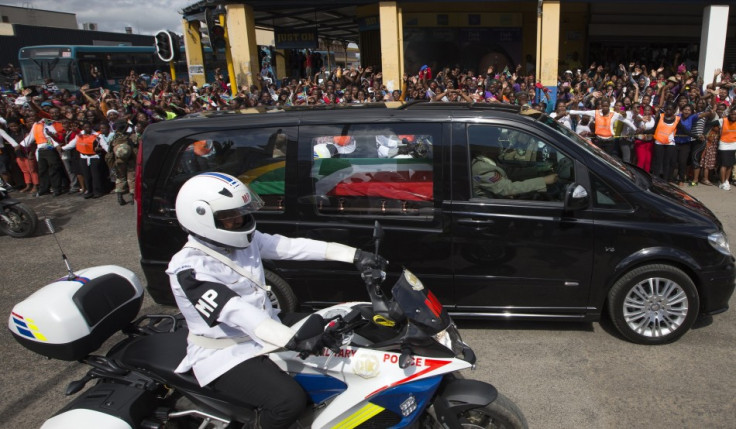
[564,184,589,212]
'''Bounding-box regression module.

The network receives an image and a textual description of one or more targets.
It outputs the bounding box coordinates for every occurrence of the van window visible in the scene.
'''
[590,174,632,210]
[166,127,295,213]
[304,123,438,217]
[468,124,574,202]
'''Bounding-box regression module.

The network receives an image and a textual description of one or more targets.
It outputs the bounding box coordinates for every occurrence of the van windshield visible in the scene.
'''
[530,112,636,182]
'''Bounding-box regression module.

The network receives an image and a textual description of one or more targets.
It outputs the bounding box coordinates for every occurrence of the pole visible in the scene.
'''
[219,14,238,96]
[169,60,176,81]
[536,0,542,80]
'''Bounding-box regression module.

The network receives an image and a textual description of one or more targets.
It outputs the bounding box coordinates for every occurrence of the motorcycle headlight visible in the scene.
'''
[432,323,466,357]
[708,232,731,256]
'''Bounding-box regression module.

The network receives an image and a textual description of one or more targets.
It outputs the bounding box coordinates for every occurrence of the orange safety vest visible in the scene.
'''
[32,121,64,145]
[654,116,680,145]
[594,111,613,138]
[721,118,736,144]
[75,134,98,155]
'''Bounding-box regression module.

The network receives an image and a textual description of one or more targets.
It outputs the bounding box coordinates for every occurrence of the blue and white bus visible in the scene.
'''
[18,45,225,91]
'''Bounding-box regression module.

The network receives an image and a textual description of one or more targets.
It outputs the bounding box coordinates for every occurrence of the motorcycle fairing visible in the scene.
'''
[294,374,443,428]
[293,373,347,404]
[367,375,443,428]
[271,302,471,428]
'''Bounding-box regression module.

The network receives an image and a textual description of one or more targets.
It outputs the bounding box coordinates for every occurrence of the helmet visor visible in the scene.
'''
[214,208,256,231]
[212,192,264,232]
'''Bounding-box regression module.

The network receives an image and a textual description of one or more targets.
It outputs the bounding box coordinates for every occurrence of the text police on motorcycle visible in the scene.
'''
[167,172,386,429]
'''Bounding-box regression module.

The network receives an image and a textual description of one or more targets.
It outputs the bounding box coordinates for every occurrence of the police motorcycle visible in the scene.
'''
[8,221,527,429]
[0,178,38,238]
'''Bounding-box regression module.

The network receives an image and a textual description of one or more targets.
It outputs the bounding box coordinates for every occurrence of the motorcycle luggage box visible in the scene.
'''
[8,265,143,361]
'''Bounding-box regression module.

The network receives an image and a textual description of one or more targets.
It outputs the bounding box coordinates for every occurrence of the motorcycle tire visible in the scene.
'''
[454,392,528,429]
[0,203,38,238]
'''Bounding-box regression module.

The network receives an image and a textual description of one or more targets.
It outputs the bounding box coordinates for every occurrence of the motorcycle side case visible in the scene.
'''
[40,382,156,429]
[8,265,143,360]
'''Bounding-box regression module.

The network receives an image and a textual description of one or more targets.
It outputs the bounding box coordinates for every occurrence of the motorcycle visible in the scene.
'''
[0,179,38,238]
[8,221,527,429]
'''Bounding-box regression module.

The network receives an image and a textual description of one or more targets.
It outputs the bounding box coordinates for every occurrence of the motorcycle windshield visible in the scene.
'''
[391,269,451,335]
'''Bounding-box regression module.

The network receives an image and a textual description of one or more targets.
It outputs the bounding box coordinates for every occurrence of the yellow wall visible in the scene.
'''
[559,2,588,73]
[181,19,205,86]
[540,1,560,86]
[357,2,539,73]
[379,2,402,91]
[225,3,260,90]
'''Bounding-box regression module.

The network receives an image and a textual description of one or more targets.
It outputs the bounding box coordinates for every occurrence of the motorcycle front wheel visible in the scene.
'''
[453,393,528,429]
[0,203,38,238]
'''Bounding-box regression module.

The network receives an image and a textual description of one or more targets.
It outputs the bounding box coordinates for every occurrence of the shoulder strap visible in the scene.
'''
[184,241,271,292]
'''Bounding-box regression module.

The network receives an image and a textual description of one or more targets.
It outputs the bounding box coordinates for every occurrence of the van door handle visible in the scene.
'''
[457,218,495,226]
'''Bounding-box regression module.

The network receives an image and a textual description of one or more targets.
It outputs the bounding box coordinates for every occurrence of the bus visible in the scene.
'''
[18,45,226,92]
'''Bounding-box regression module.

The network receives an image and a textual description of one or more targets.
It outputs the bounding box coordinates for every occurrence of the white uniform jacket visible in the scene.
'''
[167,232,355,386]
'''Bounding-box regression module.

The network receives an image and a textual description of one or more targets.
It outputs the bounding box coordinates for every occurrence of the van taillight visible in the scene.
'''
[135,137,143,237]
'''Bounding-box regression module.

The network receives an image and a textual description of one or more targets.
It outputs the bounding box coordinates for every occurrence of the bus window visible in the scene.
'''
[18,58,76,90]
[79,60,104,88]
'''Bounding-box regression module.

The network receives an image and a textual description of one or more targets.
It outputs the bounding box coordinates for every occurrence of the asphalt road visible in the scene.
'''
[1,184,734,428]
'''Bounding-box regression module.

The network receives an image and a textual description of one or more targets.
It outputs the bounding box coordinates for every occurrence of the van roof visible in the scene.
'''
[142,102,542,145]
[184,101,525,116]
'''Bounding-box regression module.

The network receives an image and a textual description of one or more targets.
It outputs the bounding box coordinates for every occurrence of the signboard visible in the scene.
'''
[275,29,318,49]
[357,16,379,31]
[189,65,204,75]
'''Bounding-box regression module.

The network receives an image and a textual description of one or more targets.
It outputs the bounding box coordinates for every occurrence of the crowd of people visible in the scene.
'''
[1,51,736,199]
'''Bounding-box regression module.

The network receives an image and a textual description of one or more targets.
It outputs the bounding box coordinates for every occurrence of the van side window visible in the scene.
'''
[305,123,438,217]
[468,125,573,202]
[590,174,631,210]
[165,127,295,213]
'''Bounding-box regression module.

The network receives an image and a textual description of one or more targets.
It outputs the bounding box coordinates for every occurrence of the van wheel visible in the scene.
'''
[607,264,699,345]
[265,270,298,313]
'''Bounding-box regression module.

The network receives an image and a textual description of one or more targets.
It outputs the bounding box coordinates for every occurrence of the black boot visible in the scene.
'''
[117,193,126,206]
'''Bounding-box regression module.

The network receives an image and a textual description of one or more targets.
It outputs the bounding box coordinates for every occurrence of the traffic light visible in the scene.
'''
[154,30,180,62]
[209,23,226,51]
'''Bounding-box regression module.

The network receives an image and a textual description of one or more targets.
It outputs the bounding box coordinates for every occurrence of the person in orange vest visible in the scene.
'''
[20,115,65,196]
[569,99,636,157]
[60,121,104,199]
[638,103,701,182]
[712,107,736,190]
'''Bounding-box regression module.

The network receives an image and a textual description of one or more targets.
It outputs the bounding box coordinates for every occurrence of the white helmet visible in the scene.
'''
[175,172,264,248]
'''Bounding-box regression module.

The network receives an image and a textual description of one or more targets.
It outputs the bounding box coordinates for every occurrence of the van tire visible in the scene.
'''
[607,264,699,345]
[265,270,298,312]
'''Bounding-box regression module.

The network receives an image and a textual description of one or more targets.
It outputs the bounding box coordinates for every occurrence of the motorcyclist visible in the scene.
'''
[167,172,384,429]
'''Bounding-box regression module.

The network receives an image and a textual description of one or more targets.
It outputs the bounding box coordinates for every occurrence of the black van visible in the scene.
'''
[136,103,734,344]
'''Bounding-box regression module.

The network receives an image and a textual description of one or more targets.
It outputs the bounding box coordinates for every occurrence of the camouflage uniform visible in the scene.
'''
[472,155,546,198]
[110,133,136,195]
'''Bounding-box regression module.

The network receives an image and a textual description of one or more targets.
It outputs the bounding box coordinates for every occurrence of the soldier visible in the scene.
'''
[472,146,558,198]
[110,120,136,205]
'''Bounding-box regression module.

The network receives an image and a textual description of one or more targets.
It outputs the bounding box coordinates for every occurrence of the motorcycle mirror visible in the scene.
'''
[45,217,76,280]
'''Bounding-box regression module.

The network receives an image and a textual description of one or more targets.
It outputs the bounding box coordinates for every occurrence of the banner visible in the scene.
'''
[275,29,318,49]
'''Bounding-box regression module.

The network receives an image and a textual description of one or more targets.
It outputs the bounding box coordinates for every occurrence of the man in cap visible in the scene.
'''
[471,132,558,198]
